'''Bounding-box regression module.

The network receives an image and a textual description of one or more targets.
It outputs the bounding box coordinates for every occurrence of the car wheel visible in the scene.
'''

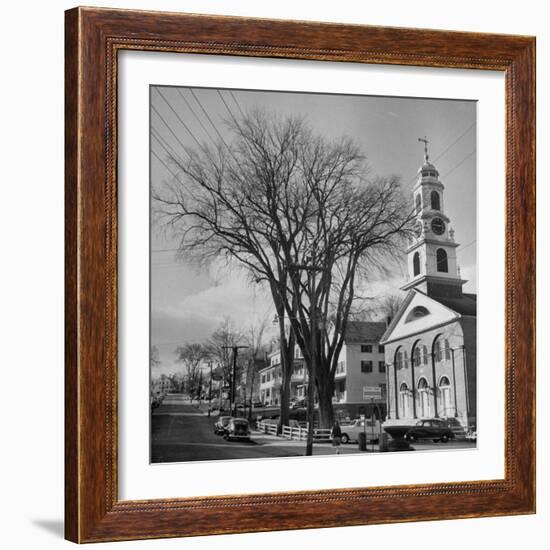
[433,439,440,443]
[441,434,449,442]
[341,434,349,444]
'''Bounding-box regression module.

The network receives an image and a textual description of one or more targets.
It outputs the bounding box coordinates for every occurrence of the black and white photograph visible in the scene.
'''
[149,86,478,463]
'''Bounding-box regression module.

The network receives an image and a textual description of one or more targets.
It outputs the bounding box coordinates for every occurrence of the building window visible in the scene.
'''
[380,383,387,399]
[436,248,448,272]
[395,348,407,370]
[361,361,373,373]
[378,345,385,353]
[378,361,386,373]
[434,337,451,361]
[431,190,441,210]
[413,251,420,276]
[261,374,266,384]
[415,194,422,213]
[361,344,373,353]
[336,361,345,375]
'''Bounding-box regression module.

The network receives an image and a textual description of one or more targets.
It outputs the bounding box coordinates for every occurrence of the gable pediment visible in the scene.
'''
[381,290,460,344]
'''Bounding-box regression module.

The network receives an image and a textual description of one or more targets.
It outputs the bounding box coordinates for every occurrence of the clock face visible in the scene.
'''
[414,221,423,238]
[431,217,446,235]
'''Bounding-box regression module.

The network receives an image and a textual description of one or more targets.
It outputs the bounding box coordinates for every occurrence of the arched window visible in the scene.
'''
[399,383,411,418]
[395,348,408,370]
[436,248,448,272]
[444,339,451,360]
[433,337,451,362]
[405,306,430,323]
[417,377,431,417]
[415,194,422,213]
[413,345,422,367]
[433,336,443,362]
[413,251,420,276]
[439,376,453,417]
[431,190,441,210]
[422,345,428,365]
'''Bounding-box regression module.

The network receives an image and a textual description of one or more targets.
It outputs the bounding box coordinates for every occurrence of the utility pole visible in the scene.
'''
[222,345,249,417]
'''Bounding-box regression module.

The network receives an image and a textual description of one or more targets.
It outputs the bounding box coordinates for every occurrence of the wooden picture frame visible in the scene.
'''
[65,6,536,543]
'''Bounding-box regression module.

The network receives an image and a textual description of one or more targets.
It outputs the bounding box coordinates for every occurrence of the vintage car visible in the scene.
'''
[405,419,455,442]
[224,418,251,441]
[213,415,233,435]
[340,418,383,444]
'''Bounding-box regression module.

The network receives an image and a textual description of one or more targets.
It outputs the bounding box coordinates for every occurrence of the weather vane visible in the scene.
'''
[418,136,429,162]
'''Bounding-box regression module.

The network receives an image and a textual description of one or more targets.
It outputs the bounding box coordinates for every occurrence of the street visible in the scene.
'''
[151,394,475,463]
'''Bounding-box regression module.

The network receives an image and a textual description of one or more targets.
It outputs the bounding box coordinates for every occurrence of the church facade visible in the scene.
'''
[380,142,477,431]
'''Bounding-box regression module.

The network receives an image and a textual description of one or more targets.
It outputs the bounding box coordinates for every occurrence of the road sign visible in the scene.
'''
[363,386,382,400]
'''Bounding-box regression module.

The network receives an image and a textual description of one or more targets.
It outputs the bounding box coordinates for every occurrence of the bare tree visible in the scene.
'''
[150,345,161,369]
[204,317,243,382]
[175,343,206,398]
[154,110,413,429]
[376,292,405,323]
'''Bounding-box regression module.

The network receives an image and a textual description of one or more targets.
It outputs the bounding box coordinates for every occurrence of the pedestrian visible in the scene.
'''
[331,420,342,455]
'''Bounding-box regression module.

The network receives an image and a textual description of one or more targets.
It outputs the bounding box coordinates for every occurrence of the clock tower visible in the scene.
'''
[402,138,467,298]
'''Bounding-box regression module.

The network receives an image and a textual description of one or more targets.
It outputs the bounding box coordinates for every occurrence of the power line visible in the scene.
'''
[151,104,191,159]
[155,88,204,149]
[405,122,476,188]
[439,149,476,181]
[152,126,180,159]
[151,148,178,179]
[457,239,476,252]
[176,88,217,146]
[432,122,475,165]
[189,88,231,150]
[217,89,239,125]
[229,90,245,118]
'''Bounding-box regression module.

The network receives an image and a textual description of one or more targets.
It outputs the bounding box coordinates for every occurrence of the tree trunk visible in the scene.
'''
[278,338,293,432]
[316,368,335,428]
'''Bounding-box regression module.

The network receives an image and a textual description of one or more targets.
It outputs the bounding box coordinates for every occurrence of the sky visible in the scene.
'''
[150,86,477,375]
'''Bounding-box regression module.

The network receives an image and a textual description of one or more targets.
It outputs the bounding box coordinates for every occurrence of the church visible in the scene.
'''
[380,140,477,433]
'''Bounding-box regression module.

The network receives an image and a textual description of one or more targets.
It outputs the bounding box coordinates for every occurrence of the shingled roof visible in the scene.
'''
[343,321,387,344]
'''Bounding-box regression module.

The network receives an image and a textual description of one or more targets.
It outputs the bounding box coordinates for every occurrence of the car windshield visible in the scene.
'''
[220,417,231,425]
[233,420,248,427]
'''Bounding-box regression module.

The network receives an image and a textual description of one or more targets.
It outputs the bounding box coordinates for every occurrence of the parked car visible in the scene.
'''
[150,396,160,409]
[405,419,455,442]
[214,416,233,435]
[339,419,382,444]
[224,418,251,441]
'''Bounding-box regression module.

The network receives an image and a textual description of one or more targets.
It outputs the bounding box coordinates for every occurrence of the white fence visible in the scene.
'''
[256,420,331,441]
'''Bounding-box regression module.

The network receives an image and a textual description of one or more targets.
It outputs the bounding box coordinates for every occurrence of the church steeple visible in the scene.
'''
[401,138,467,298]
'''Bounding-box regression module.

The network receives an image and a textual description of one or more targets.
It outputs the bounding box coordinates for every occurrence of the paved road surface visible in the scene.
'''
[151,394,475,463]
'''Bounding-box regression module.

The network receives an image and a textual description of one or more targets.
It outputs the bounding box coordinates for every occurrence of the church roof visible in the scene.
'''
[380,290,477,344]
[344,321,387,344]
[431,293,477,316]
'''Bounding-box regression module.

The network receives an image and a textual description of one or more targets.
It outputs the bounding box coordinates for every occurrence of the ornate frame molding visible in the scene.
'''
[65,7,535,543]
